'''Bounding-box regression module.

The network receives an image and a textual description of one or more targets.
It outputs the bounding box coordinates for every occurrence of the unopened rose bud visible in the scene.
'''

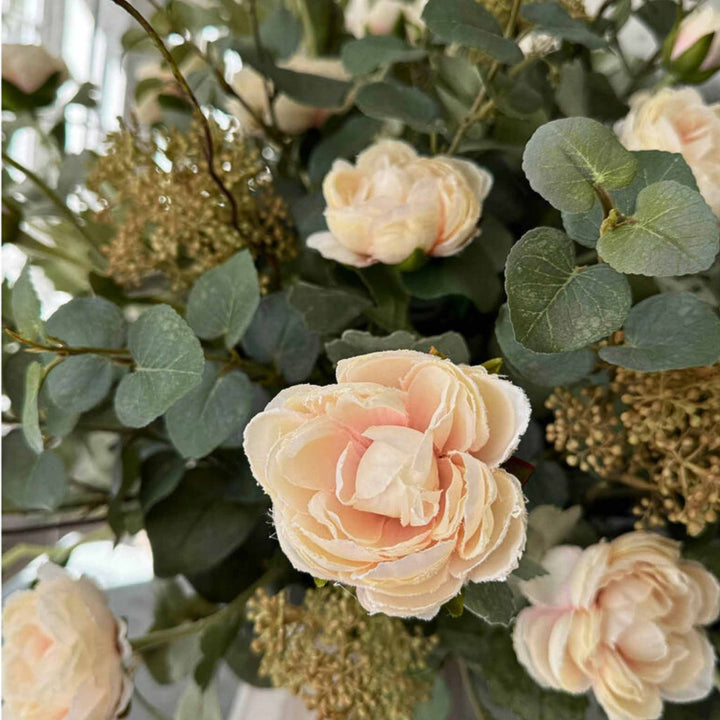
[664,4,720,83]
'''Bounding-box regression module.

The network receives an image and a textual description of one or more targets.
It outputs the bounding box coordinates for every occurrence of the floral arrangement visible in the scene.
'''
[2,0,720,718]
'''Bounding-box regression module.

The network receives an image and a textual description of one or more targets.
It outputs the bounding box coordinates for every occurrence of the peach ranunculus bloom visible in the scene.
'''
[307,140,493,267]
[1,44,68,95]
[344,0,427,38]
[243,349,530,619]
[229,55,350,136]
[616,87,720,219]
[513,532,720,720]
[2,563,133,720]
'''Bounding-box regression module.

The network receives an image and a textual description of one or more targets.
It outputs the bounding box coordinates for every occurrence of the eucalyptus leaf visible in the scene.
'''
[145,468,262,577]
[422,0,524,64]
[505,228,632,353]
[287,281,371,334]
[356,82,445,133]
[175,680,222,720]
[2,430,66,511]
[522,117,638,213]
[599,292,720,371]
[259,5,302,59]
[414,677,451,720]
[495,305,595,386]
[562,150,699,248]
[11,265,44,341]
[21,361,44,453]
[308,115,382,184]
[44,297,126,414]
[521,2,606,48]
[341,36,426,75]
[115,305,204,428]
[402,241,502,313]
[242,293,320,383]
[186,250,260,349]
[166,363,254,459]
[326,329,471,364]
[464,581,518,625]
[597,181,720,277]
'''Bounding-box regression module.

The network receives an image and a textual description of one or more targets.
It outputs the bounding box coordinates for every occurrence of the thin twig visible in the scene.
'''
[447,0,523,155]
[107,0,241,230]
[2,151,95,245]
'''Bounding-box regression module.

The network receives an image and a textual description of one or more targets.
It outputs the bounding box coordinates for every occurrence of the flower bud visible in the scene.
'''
[663,4,720,83]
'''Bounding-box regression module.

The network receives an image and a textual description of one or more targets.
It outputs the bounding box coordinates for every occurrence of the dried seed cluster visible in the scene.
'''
[546,362,720,535]
[247,586,438,720]
[87,118,295,290]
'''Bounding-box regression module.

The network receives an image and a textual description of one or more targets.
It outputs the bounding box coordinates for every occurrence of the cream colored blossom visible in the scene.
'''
[2,563,132,720]
[513,532,720,720]
[617,87,720,219]
[345,0,427,38]
[229,55,349,135]
[1,44,68,95]
[671,3,720,72]
[244,349,530,619]
[307,139,493,267]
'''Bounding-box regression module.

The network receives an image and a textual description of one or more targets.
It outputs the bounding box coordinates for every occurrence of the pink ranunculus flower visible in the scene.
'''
[513,532,720,720]
[2,563,133,720]
[307,140,493,267]
[243,350,530,619]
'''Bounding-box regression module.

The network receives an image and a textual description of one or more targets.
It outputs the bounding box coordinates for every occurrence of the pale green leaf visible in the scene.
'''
[11,265,44,341]
[115,305,204,428]
[599,292,720,371]
[505,227,631,352]
[21,361,44,453]
[341,36,426,75]
[186,250,260,349]
[464,581,518,625]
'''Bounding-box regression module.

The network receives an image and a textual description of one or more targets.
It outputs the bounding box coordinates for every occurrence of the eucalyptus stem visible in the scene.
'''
[2,151,95,245]
[446,0,523,155]
[107,0,241,231]
[458,659,488,720]
[249,0,281,134]
[130,562,285,652]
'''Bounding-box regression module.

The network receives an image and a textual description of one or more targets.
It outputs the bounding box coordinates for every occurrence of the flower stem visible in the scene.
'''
[130,561,286,652]
[2,151,95,246]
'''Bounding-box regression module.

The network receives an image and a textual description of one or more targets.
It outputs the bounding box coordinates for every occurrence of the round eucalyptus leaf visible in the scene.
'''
[505,227,631,353]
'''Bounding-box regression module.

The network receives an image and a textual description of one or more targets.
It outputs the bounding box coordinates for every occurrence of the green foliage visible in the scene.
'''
[422,0,524,64]
[115,305,204,428]
[463,581,518,625]
[505,228,631,352]
[562,150,699,248]
[495,304,596,386]
[356,82,445,133]
[597,181,720,276]
[522,117,638,212]
[145,468,263,577]
[21,361,44,453]
[11,265,44,341]
[521,2,606,48]
[2,430,66,511]
[288,281,371,334]
[599,292,720,371]
[165,363,254,459]
[186,250,260,350]
[341,36,426,75]
[414,677,452,720]
[44,297,127,414]
[242,292,320,382]
[326,329,470,364]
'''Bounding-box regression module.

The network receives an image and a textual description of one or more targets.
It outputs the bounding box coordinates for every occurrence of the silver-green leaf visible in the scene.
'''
[597,181,720,277]
[11,265,44,341]
[505,227,631,352]
[21,361,44,453]
[115,305,204,428]
[166,363,253,459]
[523,117,638,212]
[599,292,720,371]
[186,250,260,350]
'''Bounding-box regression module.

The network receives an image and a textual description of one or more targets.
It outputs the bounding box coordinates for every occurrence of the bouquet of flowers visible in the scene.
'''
[2,0,720,718]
